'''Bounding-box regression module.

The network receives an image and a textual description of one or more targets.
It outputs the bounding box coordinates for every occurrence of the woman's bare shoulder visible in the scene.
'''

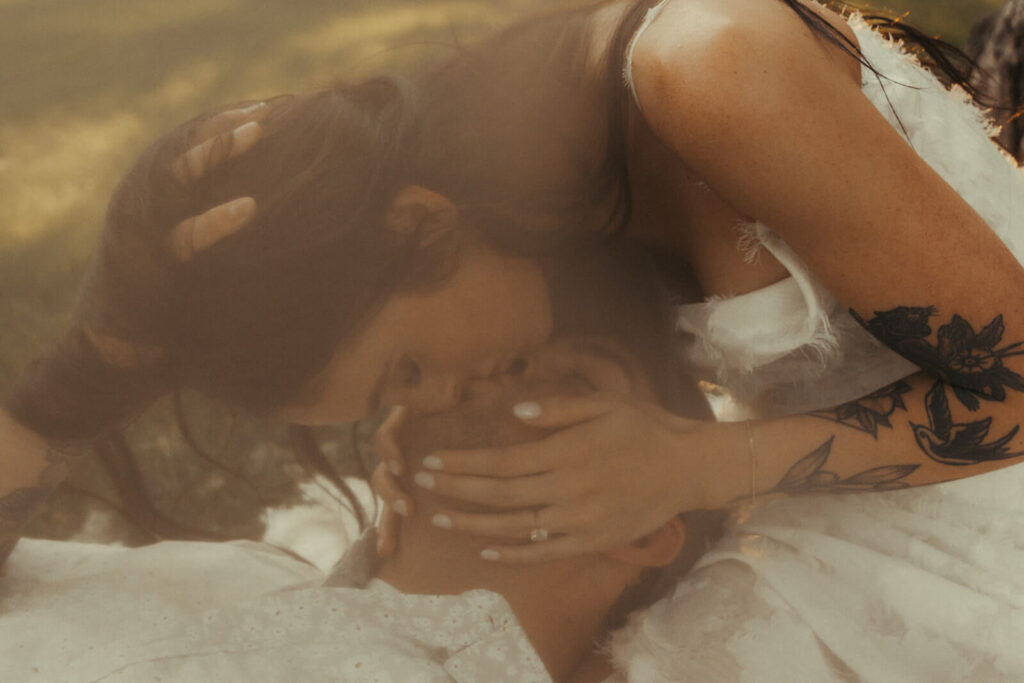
[630,0,860,93]
[625,0,864,166]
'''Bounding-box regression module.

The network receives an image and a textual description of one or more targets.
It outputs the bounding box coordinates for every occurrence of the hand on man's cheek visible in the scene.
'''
[395,378,585,515]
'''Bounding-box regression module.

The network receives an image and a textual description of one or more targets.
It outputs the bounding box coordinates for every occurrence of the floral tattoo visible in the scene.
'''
[808,380,912,439]
[772,436,919,493]
[852,306,1024,466]
[852,307,1024,411]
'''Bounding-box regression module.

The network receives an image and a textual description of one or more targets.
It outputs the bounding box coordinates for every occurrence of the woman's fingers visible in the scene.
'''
[481,536,588,564]
[370,462,413,558]
[172,102,267,185]
[376,504,399,558]
[172,118,264,186]
[190,101,267,143]
[511,392,621,429]
[371,458,415,519]
[430,504,586,540]
[169,196,256,261]
[374,406,410,476]
[429,508,544,540]
[422,437,560,477]
[413,470,560,508]
[165,103,269,260]
[421,396,620,475]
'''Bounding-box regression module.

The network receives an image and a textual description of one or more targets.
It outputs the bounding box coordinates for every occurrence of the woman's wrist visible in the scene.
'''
[669,417,750,512]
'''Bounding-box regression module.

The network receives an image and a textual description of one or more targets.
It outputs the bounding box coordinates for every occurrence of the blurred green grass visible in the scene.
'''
[0,0,1007,542]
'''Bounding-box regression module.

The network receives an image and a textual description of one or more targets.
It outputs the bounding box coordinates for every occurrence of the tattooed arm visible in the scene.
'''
[693,305,1024,504]
[0,410,68,567]
[412,310,1024,563]
[623,0,1024,480]
[702,369,1024,508]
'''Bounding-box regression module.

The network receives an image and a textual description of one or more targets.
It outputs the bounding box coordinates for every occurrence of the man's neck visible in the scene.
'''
[375,518,623,683]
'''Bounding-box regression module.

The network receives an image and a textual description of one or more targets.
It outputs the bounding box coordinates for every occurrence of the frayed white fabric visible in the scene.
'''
[675,219,917,418]
[673,12,1024,418]
[610,13,1024,683]
[623,0,671,114]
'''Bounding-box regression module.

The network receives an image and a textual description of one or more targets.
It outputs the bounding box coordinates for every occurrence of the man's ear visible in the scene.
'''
[603,518,686,568]
[385,185,459,247]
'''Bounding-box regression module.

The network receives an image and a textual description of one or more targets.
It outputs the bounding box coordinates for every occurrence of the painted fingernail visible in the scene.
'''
[224,196,254,220]
[392,499,408,516]
[388,460,404,477]
[231,120,261,144]
[431,514,452,529]
[480,549,501,561]
[422,455,443,471]
[413,472,435,490]
[239,101,266,113]
[513,401,542,420]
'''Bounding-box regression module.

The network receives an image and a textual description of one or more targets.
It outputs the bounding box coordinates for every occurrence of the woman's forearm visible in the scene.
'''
[0,409,68,565]
[698,371,1024,508]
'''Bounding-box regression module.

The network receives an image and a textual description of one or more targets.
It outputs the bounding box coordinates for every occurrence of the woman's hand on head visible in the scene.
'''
[168,102,267,261]
[85,103,267,370]
[418,390,714,563]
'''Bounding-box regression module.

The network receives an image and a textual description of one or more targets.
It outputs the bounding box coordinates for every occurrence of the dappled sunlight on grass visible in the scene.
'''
[0,112,145,242]
[0,0,545,248]
[14,0,244,38]
[286,1,515,63]
[0,56,234,247]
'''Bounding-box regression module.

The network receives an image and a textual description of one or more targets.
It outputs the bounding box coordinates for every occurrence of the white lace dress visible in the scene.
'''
[607,6,1024,682]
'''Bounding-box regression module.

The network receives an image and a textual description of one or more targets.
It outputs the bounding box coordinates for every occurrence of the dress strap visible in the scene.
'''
[623,0,672,112]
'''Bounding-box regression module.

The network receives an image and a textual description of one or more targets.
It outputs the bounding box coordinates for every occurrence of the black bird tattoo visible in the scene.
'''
[911,382,1023,465]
